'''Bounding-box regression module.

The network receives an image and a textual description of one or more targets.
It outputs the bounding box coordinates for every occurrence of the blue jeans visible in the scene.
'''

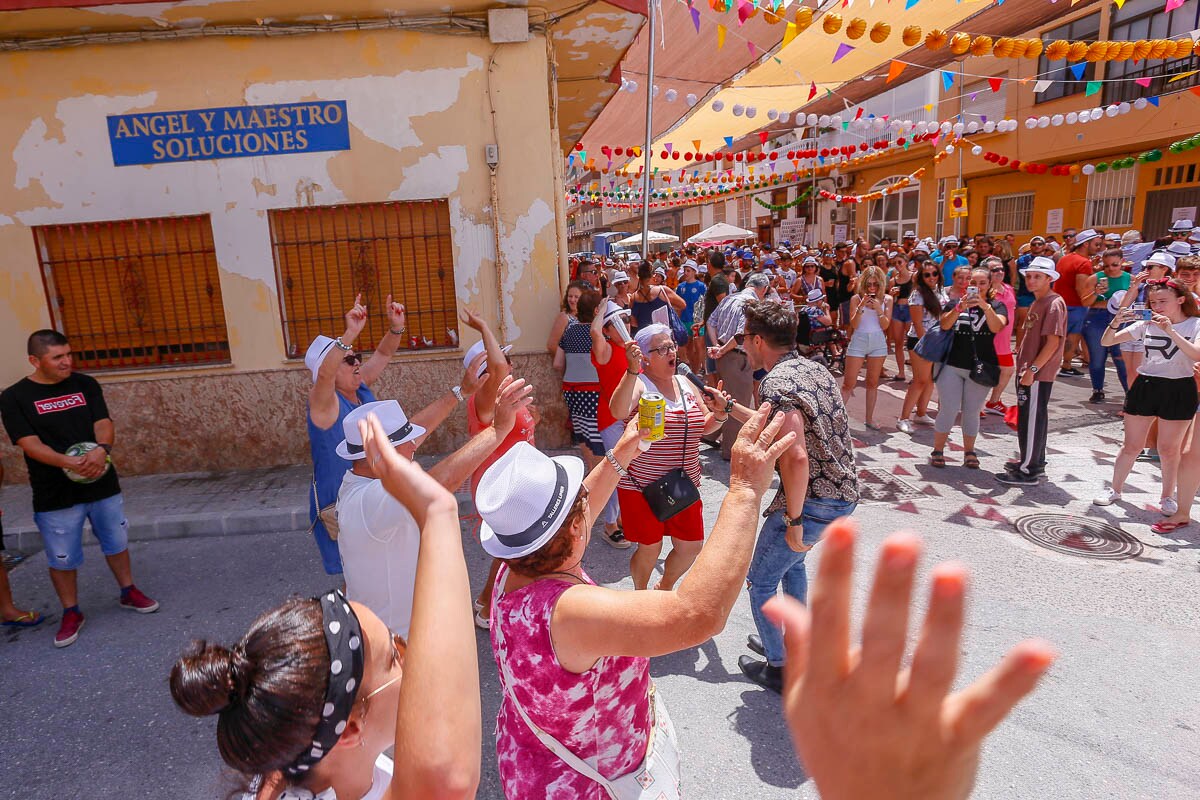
[747,498,858,666]
[33,492,128,570]
[1082,307,1127,393]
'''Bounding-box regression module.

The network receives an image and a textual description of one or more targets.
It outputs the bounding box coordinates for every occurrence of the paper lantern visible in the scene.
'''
[1010,39,1030,58]
[665,88,677,102]
[1149,40,1171,60]
[1082,164,1095,175]
[971,145,983,156]
[902,25,922,47]
[794,7,813,31]
[992,38,1016,58]
[970,36,993,57]
[950,32,971,55]
[686,93,698,107]
[846,18,867,40]
[1044,40,1070,61]
[1086,41,1108,62]
[779,112,791,124]
[1067,41,1089,61]
[762,8,782,24]
[712,100,724,112]
[1132,40,1152,60]
[1024,39,1044,59]
[870,22,891,44]
[745,106,757,119]
[1066,111,1079,124]
[1118,41,1135,60]
[1173,39,1194,58]
[925,29,948,50]
[1051,114,1064,126]
[823,14,842,35]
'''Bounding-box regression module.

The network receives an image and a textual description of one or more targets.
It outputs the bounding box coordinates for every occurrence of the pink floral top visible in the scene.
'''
[491,565,652,798]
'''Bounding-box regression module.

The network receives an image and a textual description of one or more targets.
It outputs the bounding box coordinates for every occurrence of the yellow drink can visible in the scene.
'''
[639,393,666,442]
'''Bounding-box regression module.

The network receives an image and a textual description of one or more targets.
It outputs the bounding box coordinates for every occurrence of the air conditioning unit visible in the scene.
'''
[834,175,851,190]
[831,207,851,223]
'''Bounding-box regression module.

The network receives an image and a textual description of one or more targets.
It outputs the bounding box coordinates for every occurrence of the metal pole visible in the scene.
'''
[639,1,657,257]
[955,59,964,239]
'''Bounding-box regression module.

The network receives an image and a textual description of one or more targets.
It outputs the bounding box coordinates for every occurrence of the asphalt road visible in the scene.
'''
[3,440,1199,800]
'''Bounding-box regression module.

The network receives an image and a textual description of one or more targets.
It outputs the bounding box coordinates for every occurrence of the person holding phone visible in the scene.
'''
[841,266,893,431]
[1094,278,1200,513]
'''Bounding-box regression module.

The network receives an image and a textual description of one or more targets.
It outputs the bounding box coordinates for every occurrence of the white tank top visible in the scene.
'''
[855,299,884,335]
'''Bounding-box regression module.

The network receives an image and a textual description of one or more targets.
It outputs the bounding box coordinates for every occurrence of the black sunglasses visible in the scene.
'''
[990,267,1006,274]
[922,271,939,278]
[343,354,362,366]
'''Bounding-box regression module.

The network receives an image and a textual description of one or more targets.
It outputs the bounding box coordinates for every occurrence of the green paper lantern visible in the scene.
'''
[1095,162,1109,173]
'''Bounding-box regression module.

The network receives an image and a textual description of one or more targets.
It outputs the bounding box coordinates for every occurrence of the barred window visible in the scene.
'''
[34,215,231,371]
[1085,164,1138,229]
[269,200,459,359]
[713,201,727,224]
[986,192,1035,234]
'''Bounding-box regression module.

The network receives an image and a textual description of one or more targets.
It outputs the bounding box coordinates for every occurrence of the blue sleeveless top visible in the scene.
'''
[307,384,376,574]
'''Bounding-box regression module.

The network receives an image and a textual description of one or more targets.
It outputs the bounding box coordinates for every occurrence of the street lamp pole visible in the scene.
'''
[639,1,657,256]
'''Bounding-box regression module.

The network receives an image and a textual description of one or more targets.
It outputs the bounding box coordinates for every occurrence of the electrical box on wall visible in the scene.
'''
[488,9,530,43]
[485,144,500,166]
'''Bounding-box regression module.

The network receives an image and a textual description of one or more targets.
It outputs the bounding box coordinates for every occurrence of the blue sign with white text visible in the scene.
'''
[107,101,351,166]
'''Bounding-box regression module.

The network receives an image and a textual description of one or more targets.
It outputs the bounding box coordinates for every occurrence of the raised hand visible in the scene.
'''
[728,403,796,496]
[764,521,1054,800]
[358,413,456,528]
[492,376,534,436]
[344,293,368,340]
[459,307,486,332]
[701,379,733,415]
[624,340,644,372]
[385,294,407,332]
[460,352,488,398]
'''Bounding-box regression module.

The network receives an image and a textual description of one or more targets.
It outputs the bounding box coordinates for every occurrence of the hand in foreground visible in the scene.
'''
[344,293,368,339]
[727,403,796,496]
[385,294,406,332]
[492,376,534,436]
[359,413,455,528]
[612,416,652,465]
[460,352,488,397]
[78,446,108,479]
[624,340,643,372]
[1018,369,1035,387]
[1151,313,1174,333]
[764,521,1054,800]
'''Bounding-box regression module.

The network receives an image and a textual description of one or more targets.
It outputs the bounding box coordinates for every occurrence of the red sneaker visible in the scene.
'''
[55,608,85,648]
[985,400,1007,416]
[119,585,160,614]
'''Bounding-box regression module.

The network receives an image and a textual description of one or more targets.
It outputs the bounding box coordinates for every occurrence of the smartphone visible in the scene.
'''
[1130,303,1152,321]
[967,286,979,298]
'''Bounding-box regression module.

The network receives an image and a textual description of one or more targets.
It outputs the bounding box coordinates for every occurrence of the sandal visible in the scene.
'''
[930,450,946,468]
[964,451,980,469]
[2,610,46,628]
[1151,520,1191,534]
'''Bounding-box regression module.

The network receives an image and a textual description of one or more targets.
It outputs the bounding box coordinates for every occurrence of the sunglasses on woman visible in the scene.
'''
[343,354,363,367]
[922,271,939,278]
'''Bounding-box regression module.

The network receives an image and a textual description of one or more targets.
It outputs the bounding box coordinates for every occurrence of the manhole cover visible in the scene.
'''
[857,468,925,502]
[1013,514,1143,560]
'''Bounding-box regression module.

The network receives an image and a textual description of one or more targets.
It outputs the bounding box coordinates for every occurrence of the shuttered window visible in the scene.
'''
[269,201,458,359]
[34,215,231,371]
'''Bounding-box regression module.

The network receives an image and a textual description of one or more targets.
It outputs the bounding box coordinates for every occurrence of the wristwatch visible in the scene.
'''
[451,385,464,402]
[98,443,113,455]
[785,514,804,527]
[1029,365,1040,375]
[723,398,735,414]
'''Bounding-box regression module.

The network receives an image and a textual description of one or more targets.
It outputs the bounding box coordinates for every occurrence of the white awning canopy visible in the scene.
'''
[687,223,754,245]
[614,230,679,246]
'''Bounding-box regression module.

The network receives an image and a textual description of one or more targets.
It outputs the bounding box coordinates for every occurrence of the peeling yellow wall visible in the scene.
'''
[0,28,565,390]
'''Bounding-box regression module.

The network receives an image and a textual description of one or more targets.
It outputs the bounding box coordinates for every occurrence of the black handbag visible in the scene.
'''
[968,322,1001,388]
[629,378,701,522]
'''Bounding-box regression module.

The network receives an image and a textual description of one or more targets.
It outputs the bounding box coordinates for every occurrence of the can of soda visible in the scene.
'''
[639,393,666,442]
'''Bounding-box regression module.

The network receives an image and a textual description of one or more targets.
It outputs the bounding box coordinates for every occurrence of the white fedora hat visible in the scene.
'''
[305,335,337,383]
[462,340,512,378]
[1020,255,1060,282]
[477,442,585,559]
[1073,228,1102,246]
[1169,218,1195,233]
[336,400,425,460]
[1145,251,1177,270]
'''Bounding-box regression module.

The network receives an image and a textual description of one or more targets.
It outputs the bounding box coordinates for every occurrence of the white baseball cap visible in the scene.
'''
[336,400,425,460]
[477,442,586,559]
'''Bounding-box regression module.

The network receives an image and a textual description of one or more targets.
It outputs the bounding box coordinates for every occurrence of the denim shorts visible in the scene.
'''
[33,493,129,571]
[892,303,912,324]
[1066,305,1088,335]
[846,329,888,358]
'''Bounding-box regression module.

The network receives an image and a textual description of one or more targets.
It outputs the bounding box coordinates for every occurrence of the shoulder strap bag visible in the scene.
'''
[309,479,340,541]
[626,378,701,522]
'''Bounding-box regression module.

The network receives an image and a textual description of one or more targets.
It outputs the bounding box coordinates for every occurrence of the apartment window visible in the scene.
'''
[986,192,1035,234]
[713,201,727,224]
[1036,13,1101,103]
[35,215,230,371]
[1085,164,1139,229]
[1105,0,1200,104]
[867,177,920,246]
[270,200,458,359]
[736,196,752,229]
[962,76,1007,126]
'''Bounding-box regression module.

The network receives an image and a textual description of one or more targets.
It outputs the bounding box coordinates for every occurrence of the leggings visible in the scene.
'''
[934,365,992,438]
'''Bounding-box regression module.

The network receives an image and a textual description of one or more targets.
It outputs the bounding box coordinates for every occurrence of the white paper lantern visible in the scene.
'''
[807,114,819,126]
[745,106,757,118]
[818,114,831,127]
[971,145,983,156]
[767,109,778,120]
[664,88,678,102]
[1105,105,1119,118]
[1037,116,1050,128]
[712,100,724,112]
[779,112,790,124]
[832,114,843,125]
[945,144,956,154]
[1082,164,1096,175]
[1118,102,1131,114]
[983,120,996,133]
[686,93,698,107]
[1051,114,1064,127]
[1025,117,1038,130]
[834,194,843,202]
[966,121,979,133]
[952,122,965,136]
[1133,97,1148,110]
[732,104,744,116]
[1066,112,1079,124]
[940,121,953,135]
[1078,112,1090,124]
[1090,108,1104,121]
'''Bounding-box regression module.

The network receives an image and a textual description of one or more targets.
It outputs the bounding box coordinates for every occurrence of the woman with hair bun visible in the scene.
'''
[170,414,481,800]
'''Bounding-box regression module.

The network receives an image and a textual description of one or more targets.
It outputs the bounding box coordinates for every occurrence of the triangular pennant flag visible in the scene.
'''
[941,70,955,91]
[692,139,702,152]
[782,22,798,47]
[758,131,769,144]
[808,81,818,100]
[1191,28,1200,42]
[842,121,850,131]
[737,0,752,26]
[579,150,587,162]
[747,40,757,58]
[1135,76,1153,87]
[664,143,673,154]
[905,0,920,8]
[1149,95,1160,106]
[1114,0,1125,6]
[717,24,726,50]
[1190,87,1200,98]
[1085,80,1102,97]
[1033,79,1053,93]
[833,43,854,63]
[1069,62,1086,81]
[724,135,734,148]
[690,5,701,32]
[1169,70,1199,83]
[923,103,933,111]
[1166,0,1185,11]
[887,60,906,84]
[854,107,864,120]
[568,154,575,166]
[988,77,1003,92]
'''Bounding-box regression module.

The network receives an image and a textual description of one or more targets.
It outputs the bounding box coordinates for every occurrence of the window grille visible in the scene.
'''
[34,215,230,371]
[986,192,1035,234]
[1085,164,1139,229]
[269,200,458,359]
[713,202,727,224]
[736,196,751,229]
[1104,0,1200,104]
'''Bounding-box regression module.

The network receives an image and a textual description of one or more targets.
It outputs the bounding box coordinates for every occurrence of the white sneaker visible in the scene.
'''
[1161,496,1178,516]
[1093,487,1121,506]
[473,609,491,630]
[913,414,936,426]
[897,419,914,434]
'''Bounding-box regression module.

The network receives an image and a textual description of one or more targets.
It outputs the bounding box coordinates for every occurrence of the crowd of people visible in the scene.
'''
[7,216,1198,799]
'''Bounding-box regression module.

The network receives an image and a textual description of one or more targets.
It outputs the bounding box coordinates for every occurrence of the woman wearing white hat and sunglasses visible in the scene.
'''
[478,405,794,799]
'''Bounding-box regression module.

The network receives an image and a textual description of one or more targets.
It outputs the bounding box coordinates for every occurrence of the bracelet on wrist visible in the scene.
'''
[333,337,354,351]
[627,369,641,376]
[604,450,628,477]
[389,327,406,335]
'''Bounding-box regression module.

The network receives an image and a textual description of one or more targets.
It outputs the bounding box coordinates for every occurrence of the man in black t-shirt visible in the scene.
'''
[0,330,158,648]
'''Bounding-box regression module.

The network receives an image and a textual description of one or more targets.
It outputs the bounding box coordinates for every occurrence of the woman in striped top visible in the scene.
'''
[608,324,727,590]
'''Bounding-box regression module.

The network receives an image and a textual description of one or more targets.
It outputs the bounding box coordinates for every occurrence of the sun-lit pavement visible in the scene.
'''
[2,369,1199,799]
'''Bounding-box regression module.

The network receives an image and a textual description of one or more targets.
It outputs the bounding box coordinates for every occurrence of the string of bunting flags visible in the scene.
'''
[754,185,814,210]
[962,129,1200,176]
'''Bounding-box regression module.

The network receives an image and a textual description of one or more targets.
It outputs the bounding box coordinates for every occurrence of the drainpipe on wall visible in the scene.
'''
[487,47,510,344]
[544,28,569,302]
